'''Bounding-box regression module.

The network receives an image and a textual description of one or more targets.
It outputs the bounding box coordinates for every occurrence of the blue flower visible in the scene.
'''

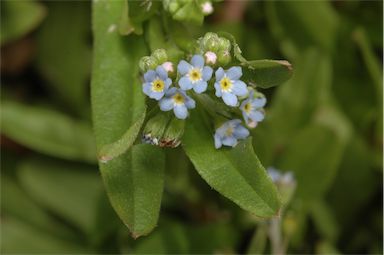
[240,90,266,128]
[142,66,172,100]
[214,119,249,149]
[214,66,247,106]
[159,87,196,119]
[177,55,213,93]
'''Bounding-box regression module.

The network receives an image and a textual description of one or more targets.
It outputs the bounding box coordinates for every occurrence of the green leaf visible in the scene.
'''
[241,60,293,89]
[0,101,96,163]
[98,108,146,162]
[34,1,91,112]
[0,0,46,45]
[100,144,165,238]
[92,0,164,237]
[182,110,281,218]
[18,157,102,234]
[219,31,293,88]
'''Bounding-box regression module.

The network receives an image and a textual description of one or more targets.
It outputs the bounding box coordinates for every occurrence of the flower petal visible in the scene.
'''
[159,98,174,111]
[233,125,249,139]
[174,104,188,119]
[144,70,156,82]
[165,78,172,89]
[222,136,237,147]
[202,66,213,81]
[226,66,242,80]
[232,80,248,96]
[252,97,267,108]
[191,55,204,68]
[151,91,165,100]
[178,60,192,75]
[142,83,152,96]
[249,111,264,122]
[214,133,222,149]
[156,66,168,80]
[165,87,177,96]
[215,67,225,81]
[193,81,208,94]
[214,82,222,97]
[185,97,196,109]
[222,92,238,106]
[179,77,193,90]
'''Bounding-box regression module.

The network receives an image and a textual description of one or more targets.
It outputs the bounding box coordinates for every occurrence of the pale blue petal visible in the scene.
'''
[177,60,192,75]
[214,82,222,97]
[250,111,264,122]
[174,105,188,119]
[233,125,249,139]
[159,98,174,111]
[216,125,227,137]
[193,81,207,94]
[179,76,193,90]
[229,119,242,126]
[144,70,156,82]
[215,67,225,81]
[151,91,165,100]
[165,78,172,89]
[222,92,238,106]
[156,66,168,80]
[214,133,222,149]
[202,66,213,81]
[222,136,237,147]
[185,97,196,109]
[242,111,249,124]
[232,80,248,96]
[252,97,267,108]
[191,55,204,68]
[226,66,242,80]
[143,83,152,96]
[240,99,249,111]
[165,87,177,96]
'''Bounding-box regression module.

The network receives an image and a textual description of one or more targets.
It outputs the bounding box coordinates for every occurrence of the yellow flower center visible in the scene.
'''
[152,79,164,92]
[225,127,234,136]
[244,102,252,114]
[220,77,232,92]
[189,68,202,82]
[173,93,185,105]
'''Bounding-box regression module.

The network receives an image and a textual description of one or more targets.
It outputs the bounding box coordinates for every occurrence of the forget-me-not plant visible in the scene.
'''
[214,66,247,106]
[159,87,196,119]
[142,66,172,100]
[214,119,249,149]
[240,90,266,128]
[178,55,213,94]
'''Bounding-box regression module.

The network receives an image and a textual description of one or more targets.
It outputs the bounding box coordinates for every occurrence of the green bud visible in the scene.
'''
[142,113,171,146]
[159,118,185,148]
[152,49,168,64]
[218,38,231,51]
[139,56,157,73]
[217,50,231,66]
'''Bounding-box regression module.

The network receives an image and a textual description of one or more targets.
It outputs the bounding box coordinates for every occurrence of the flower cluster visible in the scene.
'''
[140,38,267,149]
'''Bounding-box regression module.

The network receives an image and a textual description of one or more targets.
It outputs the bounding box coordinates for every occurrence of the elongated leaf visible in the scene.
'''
[98,108,146,162]
[0,101,96,163]
[92,0,164,237]
[101,144,165,237]
[1,0,46,45]
[241,60,293,89]
[182,110,281,218]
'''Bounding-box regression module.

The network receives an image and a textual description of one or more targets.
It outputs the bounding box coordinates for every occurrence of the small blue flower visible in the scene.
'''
[177,55,213,94]
[214,66,247,106]
[142,66,172,100]
[267,167,295,185]
[159,87,196,119]
[214,119,249,149]
[240,90,266,128]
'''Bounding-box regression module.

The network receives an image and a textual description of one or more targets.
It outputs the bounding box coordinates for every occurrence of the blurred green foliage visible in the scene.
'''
[1,0,382,254]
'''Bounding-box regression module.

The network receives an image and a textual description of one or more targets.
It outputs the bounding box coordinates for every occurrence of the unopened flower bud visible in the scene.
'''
[152,49,168,64]
[217,50,231,66]
[162,61,174,73]
[267,167,296,205]
[218,38,231,51]
[204,51,217,65]
[201,1,213,15]
[142,113,170,146]
[139,56,157,73]
[159,118,185,148]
